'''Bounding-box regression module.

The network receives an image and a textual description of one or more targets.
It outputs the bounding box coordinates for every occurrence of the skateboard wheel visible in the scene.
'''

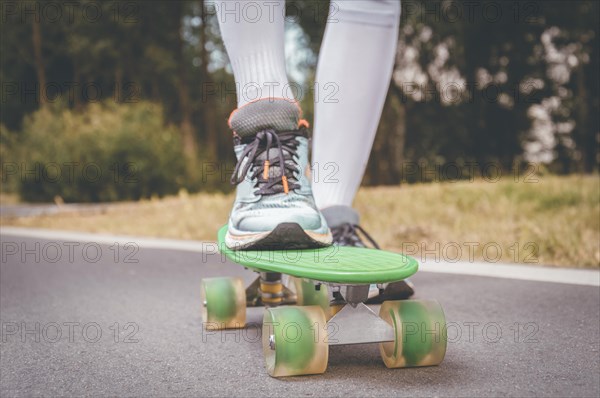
[379,300,447,368]
[200,277,246,329]
[292,277,329,312]
[262,306,328,377]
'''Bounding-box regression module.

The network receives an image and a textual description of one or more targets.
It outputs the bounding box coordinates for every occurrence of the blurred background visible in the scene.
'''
[1,0,598,203]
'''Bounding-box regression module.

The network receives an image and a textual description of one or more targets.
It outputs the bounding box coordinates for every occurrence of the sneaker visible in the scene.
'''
[322,205,415,300]
[226,99,332,250]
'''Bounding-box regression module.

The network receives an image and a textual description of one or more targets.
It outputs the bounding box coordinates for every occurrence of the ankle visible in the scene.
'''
[320,205,360,229]
[228,99,303,138]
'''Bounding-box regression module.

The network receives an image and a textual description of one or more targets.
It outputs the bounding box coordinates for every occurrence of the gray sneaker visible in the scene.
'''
[322,205,415,300]
[226,100,331,250]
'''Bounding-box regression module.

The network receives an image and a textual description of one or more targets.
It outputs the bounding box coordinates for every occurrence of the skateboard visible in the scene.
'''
[200,225,447,377]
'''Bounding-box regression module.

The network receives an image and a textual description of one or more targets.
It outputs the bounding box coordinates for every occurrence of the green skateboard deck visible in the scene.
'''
[217,226,418,284]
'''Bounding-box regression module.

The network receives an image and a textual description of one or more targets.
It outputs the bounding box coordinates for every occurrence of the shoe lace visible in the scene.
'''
[231,128,305,195]
[331,223,380,249]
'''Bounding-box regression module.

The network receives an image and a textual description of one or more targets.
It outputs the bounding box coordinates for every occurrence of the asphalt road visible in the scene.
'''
[1,234,599,397]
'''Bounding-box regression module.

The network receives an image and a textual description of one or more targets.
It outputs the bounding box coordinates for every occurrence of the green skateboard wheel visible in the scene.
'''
[292,277,330,314]
[200,277,246,329]
[263,305,328,377]
[379,300,447,368]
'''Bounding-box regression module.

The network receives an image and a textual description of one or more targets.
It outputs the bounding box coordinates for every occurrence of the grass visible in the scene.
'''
[1,175,598,268]
[0,193,20,205]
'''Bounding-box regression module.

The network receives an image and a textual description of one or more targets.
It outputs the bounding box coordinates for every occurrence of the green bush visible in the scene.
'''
[15,102,186,202]
[1,123,19,194]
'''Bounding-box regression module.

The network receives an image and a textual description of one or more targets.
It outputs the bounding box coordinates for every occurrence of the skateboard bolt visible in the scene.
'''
[269,334,276,350]
[202,300,207,307]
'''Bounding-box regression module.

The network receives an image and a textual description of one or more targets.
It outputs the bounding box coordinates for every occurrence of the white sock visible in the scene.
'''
[216,1,290,107]
[312,0,401,209]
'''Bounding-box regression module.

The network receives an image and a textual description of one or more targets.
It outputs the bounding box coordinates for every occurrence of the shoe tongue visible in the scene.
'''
[233,141,298,182]
[256,148,297,180]
[229,99,300,137]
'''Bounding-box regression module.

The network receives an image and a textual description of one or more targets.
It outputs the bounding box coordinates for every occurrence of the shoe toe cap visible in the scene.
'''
[236,209,323,232]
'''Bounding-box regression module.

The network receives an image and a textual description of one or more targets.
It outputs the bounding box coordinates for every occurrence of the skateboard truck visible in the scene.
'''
[321,284,395,345]
[339,284,369,306]
[327,302,395,345]
[244,273,297,307]
[265,302,395,349]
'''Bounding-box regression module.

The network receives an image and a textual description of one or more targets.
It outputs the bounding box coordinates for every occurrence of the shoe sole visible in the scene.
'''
[226,222,332,250]
[365,280,415,303]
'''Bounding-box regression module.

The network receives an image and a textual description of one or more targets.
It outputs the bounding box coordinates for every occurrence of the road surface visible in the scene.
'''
[1,232,598,397]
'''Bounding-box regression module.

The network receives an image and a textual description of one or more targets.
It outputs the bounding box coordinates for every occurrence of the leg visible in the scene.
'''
[312,0,401,211]
[312,1,412,298]
[217,0,289,106]
[217,1,331,249]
